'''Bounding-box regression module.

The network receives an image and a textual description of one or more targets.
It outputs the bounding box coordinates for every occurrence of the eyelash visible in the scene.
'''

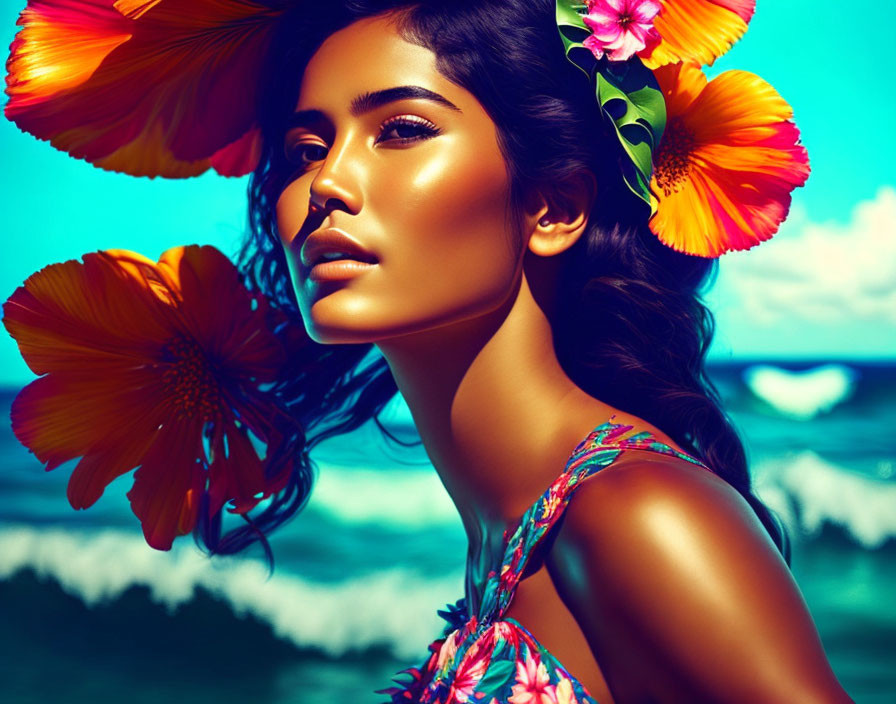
[284,116,441,168]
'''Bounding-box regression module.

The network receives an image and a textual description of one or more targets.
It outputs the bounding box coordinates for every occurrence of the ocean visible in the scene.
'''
[1,360,893,703]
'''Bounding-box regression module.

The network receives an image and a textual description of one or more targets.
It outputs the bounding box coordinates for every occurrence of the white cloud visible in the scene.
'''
[718,187,896,326]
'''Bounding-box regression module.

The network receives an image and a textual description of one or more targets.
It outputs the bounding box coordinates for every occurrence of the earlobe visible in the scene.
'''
[526,171,597,258]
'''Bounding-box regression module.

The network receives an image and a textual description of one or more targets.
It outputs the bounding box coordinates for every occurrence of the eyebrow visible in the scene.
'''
[287,85,462,129]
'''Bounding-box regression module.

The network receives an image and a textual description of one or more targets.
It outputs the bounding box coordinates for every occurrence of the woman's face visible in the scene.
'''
[276,13,522,344]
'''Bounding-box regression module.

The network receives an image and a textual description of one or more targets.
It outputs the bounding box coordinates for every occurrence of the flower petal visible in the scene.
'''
[640,0,755,68]
[126,417,205,550]
[631,0,662,23]
[10,370,167,475]
[67,424,158,508]
[112,0,162,19]
[4,0,132,112]
[583,15,623,43]
[607,29,649,60]
[5,0,285,178]
[209,125,263,177]
[653,61,706,119]
[2,253,175,376]
[156,245,285,380]
[649,63,810,257]
[686,69,797,140]
[206,420,270,516]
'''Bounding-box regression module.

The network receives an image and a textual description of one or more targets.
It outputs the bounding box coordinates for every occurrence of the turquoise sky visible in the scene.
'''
[1,1,893,384]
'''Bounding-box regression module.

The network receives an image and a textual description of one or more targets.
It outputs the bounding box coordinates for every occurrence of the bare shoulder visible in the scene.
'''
[559,452,776,556]
[548,453,854,703]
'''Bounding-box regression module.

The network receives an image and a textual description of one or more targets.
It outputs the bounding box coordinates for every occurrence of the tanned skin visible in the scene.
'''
[275,12,853,703]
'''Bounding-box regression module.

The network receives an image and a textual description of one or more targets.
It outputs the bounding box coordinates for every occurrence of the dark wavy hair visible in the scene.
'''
[200,0,789,569]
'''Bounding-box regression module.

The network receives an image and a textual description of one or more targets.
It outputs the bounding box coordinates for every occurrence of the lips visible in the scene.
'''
[300,228,379,268]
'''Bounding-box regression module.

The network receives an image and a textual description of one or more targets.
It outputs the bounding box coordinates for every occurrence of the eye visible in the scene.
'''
[284,140,327,169]
[282,115,441,170]
[376,116,441,144]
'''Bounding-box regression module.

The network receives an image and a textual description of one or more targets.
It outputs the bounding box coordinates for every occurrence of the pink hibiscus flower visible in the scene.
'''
[436,629,461,674]
[549,674,580,704]
[508,651,555,704]
[583,0,662,61]
[448,639,492,703]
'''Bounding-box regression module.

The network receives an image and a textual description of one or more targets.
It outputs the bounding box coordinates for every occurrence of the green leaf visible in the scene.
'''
[555,0,589,33]
[476,659,516,694]
[554,1,592,79]
[595,63,665,212]
[553,1,665,214]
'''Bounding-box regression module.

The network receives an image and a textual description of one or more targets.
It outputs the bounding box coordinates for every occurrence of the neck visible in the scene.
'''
[375,266,613,547]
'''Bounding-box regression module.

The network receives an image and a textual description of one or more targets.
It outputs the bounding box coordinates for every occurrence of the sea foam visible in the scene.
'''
[743,363,858,420]
[308,462,458,529]
[754,451,896,549]
[0,524,463,659]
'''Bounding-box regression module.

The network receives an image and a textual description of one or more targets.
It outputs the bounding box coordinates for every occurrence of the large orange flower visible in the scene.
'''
[4,0,283,177]
[2,245,294,549]
[648,62,810,257]
[640,0,755,68]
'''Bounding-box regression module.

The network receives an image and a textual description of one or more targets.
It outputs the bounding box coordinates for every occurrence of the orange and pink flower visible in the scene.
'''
[648,62,810,257]
[2,245,294,549]
[580,0,757,68]
[641,0,756,68]
[5,0,281,177]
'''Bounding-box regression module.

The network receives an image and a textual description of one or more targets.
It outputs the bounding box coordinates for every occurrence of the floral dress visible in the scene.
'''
[378,417,712,704]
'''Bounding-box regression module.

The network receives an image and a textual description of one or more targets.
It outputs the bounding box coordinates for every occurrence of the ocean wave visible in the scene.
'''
[0,524,463,659]
[753,452,896,549]
[307,462,459,529]
[742,363,858,420]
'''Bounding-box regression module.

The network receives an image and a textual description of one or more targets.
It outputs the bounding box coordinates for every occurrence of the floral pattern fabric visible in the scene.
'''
[378,417,712,704]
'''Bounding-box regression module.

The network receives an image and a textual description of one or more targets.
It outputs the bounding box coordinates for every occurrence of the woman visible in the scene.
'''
[4,0,853,701]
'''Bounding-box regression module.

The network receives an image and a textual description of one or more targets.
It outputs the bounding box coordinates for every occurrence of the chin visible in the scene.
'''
[298,277,518,345]
[300,300,406,345]
[302,313,428,346]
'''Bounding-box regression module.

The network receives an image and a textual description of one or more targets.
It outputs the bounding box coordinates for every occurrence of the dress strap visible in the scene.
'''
[474,416,711,625]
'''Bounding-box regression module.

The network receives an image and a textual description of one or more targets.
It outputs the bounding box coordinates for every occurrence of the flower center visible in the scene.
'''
[162,335,222,421]
[618,13,633,28]
[653,119,695,196]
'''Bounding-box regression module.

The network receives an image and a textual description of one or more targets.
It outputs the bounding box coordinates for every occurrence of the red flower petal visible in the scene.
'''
[67,425,158,508]
[156,245,284,379]
[10,370,167,474]
[5,0,132,112]
[2,253,175,376]
[5,0,285,177]
[207,420,269,516]
[209,125,264,177]
[126,417,205,550]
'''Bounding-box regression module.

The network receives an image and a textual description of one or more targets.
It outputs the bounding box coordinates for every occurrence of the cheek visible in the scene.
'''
[371,144,519,300]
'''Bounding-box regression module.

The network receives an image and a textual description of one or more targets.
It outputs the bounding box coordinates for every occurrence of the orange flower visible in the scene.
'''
[648,62,810,257]
[4,0,281,178]
[641,0,755,68]
[2,245,294,549]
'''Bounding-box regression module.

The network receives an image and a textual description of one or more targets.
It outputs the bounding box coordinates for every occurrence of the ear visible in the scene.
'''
[524,171,597,257]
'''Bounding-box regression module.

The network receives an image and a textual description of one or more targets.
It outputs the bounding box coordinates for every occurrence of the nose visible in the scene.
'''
[308,133,363,217]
